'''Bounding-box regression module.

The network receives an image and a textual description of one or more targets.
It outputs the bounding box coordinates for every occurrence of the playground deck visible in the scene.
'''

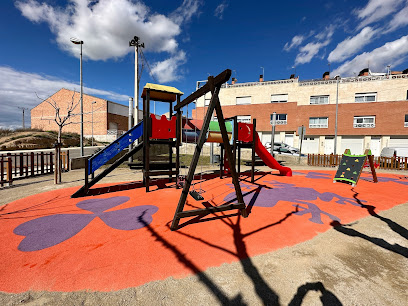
[0,168,407,305]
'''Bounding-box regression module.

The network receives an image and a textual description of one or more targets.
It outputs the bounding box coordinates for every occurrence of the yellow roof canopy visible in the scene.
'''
[141,83,184,102]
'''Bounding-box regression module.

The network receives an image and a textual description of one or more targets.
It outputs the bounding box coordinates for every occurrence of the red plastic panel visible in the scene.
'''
[150,114,177,139]
[237,122,253,142]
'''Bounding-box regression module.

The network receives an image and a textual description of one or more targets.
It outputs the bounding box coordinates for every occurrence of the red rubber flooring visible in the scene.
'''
[0,170,407,292]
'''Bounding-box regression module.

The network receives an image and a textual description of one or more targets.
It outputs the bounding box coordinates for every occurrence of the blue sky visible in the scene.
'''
[1,0,408,129]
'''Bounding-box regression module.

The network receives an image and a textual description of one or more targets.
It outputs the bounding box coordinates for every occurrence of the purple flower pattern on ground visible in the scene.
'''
[361,175,408,185]
[223,180,363,224]
[14,196,158,252]
[293,171,333,179]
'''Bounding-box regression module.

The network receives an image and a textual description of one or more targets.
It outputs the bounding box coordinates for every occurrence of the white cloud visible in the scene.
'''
[171,0,202,24]
[355,0,405,29]
[0,66,128,128]
[151,52,187,83]
[214,1,228,20]
[332,35,408,76]
[284,35,305,52]
[15,0,202,82]
[385,2,408,32]
[294,26,334,65]
[328,27,378,63]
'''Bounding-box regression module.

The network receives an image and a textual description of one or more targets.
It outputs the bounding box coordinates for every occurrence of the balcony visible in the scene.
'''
[309,124,328,128]
[353,123,375,128]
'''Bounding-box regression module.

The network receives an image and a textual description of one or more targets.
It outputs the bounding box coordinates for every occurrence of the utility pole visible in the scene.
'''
[129,36,144,127]
[17,107,29,129]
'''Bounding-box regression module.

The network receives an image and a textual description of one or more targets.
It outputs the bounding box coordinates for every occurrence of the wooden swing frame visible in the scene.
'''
[170,69,248,231]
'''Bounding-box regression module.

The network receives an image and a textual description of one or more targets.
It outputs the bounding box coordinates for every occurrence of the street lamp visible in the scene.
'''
[270,112,276,156]
[91,101,96,147]
[70,37,84,156]
[334,75,340,155]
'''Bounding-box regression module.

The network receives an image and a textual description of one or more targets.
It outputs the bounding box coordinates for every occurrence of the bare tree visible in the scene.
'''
[36,91,80,184]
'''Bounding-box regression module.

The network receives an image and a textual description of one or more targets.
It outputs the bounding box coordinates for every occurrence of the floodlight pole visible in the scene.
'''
[129,36,144,127]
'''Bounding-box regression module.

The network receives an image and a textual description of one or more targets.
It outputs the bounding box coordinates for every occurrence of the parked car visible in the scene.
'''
[265,142,300,155]
[380,147,408,158]
[380,147,408,169]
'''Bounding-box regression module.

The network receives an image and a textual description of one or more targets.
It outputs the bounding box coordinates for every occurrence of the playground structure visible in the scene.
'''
[333,149,378,186]
[71,69,292,230]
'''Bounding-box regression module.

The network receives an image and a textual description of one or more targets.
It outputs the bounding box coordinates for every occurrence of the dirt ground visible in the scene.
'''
[0,164,407,305]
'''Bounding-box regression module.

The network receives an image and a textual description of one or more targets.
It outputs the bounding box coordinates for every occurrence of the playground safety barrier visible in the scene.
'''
[0,151,69,187]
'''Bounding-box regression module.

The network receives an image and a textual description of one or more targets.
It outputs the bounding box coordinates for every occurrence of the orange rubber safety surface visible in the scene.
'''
[0,170,407,293]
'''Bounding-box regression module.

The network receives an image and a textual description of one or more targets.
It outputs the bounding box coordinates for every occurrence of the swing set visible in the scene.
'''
[171,69,248,230]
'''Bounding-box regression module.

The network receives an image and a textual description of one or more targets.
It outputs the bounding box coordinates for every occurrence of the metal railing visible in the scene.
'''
[0,151,69,187]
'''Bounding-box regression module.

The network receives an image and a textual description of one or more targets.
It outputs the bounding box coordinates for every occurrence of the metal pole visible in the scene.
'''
[134,44,139,125]
[22,109,25,129]
[91,102,94,147]
[80,43,84,156]
[298,125,304,164]
[128,97,133,162]
[129,36,144,127]
[270,112,276,156]
[334,76,340,155]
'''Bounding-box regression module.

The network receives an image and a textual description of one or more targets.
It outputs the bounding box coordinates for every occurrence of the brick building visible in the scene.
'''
[193,69,408,155]
[31,88,142,142]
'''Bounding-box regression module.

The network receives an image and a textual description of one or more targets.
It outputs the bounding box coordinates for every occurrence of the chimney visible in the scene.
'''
[290,74,295,79]
[322,71,330,80]
[259,74,263,82]
[231,77,237,85]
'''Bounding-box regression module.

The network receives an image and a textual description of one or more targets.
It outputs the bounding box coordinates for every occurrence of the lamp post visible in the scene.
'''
[334,75,340,155]
[70,37,84,156]
[91,101,96,147]
[270,112,276,156]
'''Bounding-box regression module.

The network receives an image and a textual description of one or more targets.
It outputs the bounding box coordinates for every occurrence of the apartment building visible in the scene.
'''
[31,88,141,142]
[193,69,408,155]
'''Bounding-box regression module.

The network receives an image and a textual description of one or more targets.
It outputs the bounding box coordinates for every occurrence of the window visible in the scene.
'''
[405,114,408,127]
[271,94,288,103]
[353,116,375,128]
[271,113,287,125]
[310,95,329,105]
[355,92,377,102]
[309,117,328,128]
[236,96,251,105]
[237,115,251,123]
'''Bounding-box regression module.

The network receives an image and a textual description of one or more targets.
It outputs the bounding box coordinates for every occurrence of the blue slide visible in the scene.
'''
[72,121,144,198]
[88,121,144,174]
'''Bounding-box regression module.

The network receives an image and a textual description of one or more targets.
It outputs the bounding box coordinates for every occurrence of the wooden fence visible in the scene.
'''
[308,153,408,171]
[0,151,69,187]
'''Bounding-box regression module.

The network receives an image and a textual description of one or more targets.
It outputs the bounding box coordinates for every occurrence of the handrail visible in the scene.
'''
[88,120,144,174]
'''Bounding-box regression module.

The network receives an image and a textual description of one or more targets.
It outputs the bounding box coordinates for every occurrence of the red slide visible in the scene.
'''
[254,132,292,176]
